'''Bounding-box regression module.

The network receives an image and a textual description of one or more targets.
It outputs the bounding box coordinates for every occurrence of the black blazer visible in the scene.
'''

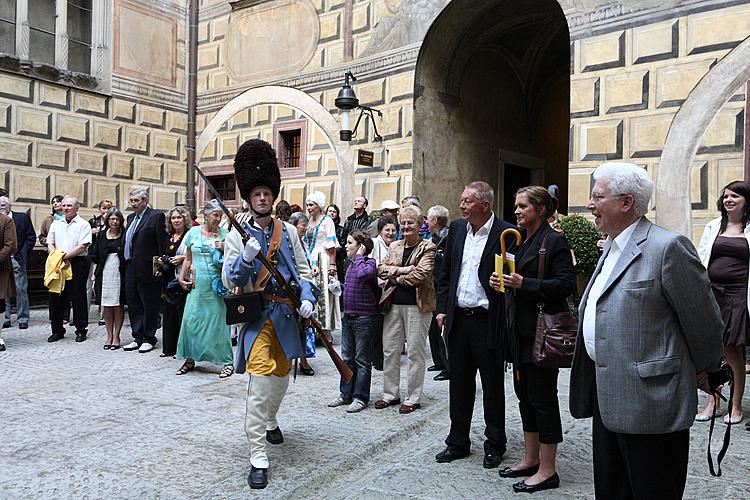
[511,223,576,361]
[11,211,36,268]
[90,232,126,306]
[126,207,167,282]
[436,215,516,349]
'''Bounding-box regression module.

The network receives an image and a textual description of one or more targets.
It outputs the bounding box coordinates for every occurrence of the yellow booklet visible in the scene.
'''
[494,253,515,293]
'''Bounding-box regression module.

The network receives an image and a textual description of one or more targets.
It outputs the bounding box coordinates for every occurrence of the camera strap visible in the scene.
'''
[707,390,732,477]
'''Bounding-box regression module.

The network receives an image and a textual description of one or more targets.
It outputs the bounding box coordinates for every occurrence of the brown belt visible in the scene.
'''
[263,294,294,307]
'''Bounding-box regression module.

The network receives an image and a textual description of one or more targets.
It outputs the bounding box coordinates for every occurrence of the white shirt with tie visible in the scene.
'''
[582,217,642,362]
[456,214,495,309]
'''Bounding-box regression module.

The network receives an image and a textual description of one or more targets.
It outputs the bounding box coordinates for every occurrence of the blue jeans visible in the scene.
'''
[340,314,376,404]
[5,257,29,325]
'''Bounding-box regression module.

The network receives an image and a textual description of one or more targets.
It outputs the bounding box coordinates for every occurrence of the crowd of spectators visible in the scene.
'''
[0,164,747,498]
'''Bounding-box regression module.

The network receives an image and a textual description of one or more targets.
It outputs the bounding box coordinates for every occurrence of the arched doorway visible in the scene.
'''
[657,35,750,236]
[195,85,355,212]
[413,0,570,219]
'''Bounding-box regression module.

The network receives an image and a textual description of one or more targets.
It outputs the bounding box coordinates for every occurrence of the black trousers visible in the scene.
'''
[513,362,562,444]
[125,263,161,345]
[161,295,185,356]
[428,313,449,372]
[50,256,90,335]
[592,388,689,500]
[445,310,506,455]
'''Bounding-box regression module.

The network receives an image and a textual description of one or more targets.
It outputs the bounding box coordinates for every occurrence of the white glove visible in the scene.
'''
[298,300,314,318]
[242,236,261,263]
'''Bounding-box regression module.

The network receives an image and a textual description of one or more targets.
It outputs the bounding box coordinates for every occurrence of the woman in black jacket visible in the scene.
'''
[90,208,126,349]
[490,186,575,494]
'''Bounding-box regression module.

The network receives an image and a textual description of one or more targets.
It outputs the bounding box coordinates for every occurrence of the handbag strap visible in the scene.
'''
[253,217,284,292]
[535,232,551,313]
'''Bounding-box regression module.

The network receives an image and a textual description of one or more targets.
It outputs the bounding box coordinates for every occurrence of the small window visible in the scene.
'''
[209,175,237,202]
[67,0,92,73]
[0,0,16,55]
[280,130,301,169]
[28,0,56,66]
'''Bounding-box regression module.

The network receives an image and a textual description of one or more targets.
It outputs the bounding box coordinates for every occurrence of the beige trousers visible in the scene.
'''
[381,304,431,405]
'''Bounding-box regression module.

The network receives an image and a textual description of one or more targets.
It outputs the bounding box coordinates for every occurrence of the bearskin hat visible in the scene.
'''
[234,139,281,200]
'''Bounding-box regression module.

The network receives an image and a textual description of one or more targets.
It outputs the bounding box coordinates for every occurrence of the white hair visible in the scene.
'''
[202,199,223,215]
[593,162,653,216]
[306,191,326,210]
[129,187,149,201]
[61,195,80,208]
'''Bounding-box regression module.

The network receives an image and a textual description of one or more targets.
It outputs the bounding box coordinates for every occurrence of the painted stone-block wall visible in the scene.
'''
[197,67,416,212]
[568,3,749,243]
[0,72,188,234]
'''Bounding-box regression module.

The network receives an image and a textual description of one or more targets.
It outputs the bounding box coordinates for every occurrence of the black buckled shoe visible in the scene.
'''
[435,448,469,463]
[499,464,540,478]
[247,466,268,489]
[266,427,284,445]
[512,473,560,493]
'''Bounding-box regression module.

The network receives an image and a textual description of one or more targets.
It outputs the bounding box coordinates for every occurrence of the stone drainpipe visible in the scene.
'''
[185,0,199,213]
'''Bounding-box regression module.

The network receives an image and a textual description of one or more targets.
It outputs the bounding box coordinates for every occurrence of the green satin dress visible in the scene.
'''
[176,226,233,365]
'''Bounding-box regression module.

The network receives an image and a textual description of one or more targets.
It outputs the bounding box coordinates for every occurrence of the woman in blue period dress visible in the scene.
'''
[304,192,341,336]
[176,200,234,378]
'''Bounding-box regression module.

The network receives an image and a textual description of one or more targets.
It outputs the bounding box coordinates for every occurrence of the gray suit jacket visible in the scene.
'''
[569,217,723,434]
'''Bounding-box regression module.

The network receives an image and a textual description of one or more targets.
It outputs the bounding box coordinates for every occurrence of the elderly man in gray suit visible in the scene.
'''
[569,162,725,500]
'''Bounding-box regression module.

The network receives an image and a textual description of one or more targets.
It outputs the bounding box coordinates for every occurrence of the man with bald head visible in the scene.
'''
[47,196,92,342]
[0,196,35,329]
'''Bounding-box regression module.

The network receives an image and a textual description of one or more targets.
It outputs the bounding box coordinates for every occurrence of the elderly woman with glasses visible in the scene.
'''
[176,199,233,378]
[375,205,436,414]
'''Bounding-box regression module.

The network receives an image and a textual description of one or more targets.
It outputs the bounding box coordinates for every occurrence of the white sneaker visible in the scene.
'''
[0,338,5,351]
[123,341,140,351]
[327,395,351,407]
[138,342,154,353]
[346,399,366,413]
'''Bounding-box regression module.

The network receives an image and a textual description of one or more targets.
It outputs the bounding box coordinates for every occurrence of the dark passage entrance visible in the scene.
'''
[414,0,570,216]
[503,165,532,224]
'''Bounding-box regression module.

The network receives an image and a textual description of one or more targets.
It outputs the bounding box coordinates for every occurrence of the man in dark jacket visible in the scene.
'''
[122,188,167,353]
[342,196,370,239]
[0,197,35,329]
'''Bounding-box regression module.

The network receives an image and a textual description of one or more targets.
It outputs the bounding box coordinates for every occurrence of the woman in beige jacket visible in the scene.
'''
[375,205,436,414]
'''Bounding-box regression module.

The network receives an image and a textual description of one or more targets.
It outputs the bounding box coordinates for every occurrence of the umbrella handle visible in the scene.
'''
[500,228,522,264]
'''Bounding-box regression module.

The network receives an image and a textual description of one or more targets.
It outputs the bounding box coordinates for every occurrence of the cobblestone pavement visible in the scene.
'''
[1,308,749,499]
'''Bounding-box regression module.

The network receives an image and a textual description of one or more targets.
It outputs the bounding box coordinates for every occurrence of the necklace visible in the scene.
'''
[304,214,329,254]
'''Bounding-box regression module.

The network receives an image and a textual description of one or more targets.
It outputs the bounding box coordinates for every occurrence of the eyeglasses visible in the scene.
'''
[589,192,628,203]
[400,220,418,226]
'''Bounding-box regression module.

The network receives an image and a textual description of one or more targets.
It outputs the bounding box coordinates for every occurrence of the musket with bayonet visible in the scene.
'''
[193,164,353,384]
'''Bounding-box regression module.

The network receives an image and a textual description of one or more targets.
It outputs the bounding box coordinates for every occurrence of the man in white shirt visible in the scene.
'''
[434,181,516,469]
[47,196,92,342]
[570,162,724,499]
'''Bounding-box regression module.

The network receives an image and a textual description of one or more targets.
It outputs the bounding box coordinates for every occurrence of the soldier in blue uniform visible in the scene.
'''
[223,139,318,490]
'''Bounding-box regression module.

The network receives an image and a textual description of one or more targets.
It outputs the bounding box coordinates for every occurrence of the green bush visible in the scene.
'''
[558,214,601,279]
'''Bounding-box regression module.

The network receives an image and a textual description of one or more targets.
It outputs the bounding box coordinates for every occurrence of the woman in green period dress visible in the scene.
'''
[176,199,234,378]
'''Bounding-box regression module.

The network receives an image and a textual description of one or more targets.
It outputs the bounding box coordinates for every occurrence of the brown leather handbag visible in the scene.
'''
[531,234,578,368]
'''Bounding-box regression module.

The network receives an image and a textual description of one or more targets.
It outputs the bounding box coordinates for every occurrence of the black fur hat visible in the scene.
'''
[234,139,281,200]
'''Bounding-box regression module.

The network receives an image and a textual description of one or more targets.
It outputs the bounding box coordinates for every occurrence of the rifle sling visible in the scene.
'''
[253,218,284,292]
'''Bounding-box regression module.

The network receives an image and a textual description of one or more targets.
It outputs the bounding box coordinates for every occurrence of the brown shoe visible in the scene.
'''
[399,403,421,414]
[374,398,401,409]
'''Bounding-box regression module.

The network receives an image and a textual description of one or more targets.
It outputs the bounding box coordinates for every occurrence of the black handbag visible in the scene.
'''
[224,292,264,325]
[531,233,578,368]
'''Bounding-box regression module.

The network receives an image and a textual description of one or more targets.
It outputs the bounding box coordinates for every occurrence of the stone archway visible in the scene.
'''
[657,36,750,236]
[413,0,570,216]
[195,85,354,211]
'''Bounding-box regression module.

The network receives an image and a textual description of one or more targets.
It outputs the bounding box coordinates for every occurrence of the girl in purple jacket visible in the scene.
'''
[326,230,379,413]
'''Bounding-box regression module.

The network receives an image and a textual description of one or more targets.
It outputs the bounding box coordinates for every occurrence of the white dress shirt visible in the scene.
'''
[456,214,494,309]
[582,217,641,361]
[48,214,92,253]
